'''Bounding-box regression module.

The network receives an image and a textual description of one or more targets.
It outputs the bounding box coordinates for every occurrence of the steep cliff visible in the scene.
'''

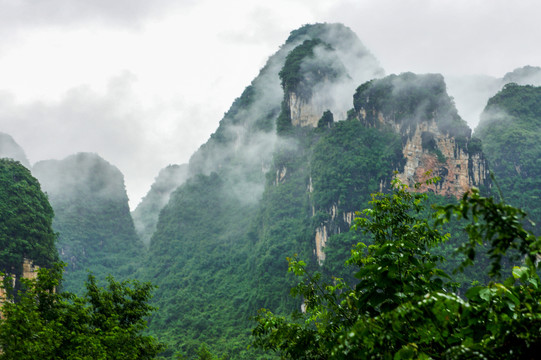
[33,153,144,293]
[353,73,488,198]
[277,25,383,132]
[143,23,387,358]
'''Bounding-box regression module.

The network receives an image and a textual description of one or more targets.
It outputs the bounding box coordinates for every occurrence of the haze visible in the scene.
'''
[0,0,539,209]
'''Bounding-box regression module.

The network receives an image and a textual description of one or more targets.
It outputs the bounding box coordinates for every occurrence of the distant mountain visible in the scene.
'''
[502,65,541,86]
[132,164,189,246]
[33,152,144,293]
[447,65,541,129]
[0,132,30,168]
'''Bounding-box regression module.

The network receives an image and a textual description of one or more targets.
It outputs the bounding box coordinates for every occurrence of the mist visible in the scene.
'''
[0,1,540,208]
[446,66,541,131]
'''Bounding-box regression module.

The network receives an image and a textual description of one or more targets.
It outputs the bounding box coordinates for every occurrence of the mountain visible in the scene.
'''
[140,23,491,358]
[132,164,189,246]
[141,23,385,358]
[446,65,541,129]
[32,152,144,293]
[475,83,541,233]
[0,132,31,168]
[0,158,57,288]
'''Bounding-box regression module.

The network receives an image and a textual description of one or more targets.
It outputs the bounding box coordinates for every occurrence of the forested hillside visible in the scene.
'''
[0,159,57,280]
[140,24,496,358]
[142,23,386,358]
[475,83,541,233]
[33,153,144,293]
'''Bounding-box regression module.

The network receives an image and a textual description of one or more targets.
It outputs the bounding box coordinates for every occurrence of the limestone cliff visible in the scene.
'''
[278,25,383,132]
[354,73,488,198]
[0,259,39,308]
[392,119,487,197]
[308,73,489,263]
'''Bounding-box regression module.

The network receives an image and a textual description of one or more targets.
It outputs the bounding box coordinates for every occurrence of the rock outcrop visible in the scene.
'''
[309,73,489,263]
[0,259,39,309]
[394,119,487,198]
[354,73,488,198]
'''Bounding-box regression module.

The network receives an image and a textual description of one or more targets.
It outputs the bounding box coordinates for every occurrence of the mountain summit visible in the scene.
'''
[138,23,490,357]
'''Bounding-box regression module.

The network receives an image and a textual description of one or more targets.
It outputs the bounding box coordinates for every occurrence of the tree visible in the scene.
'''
[252,178,541,359]
[0,263,165,359]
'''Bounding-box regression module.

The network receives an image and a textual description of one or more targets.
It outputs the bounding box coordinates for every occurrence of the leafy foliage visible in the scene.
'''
[0,159,58,277]
[311,118,403,211]
[0,263,164,359]
[253,179,541,359]
[144,173,263,359]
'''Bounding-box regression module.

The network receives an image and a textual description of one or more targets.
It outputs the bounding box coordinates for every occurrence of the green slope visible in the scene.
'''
[33,153,144,294]
[475,83,541,233]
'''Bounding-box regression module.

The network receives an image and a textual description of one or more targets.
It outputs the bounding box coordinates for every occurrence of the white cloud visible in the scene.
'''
[0,0,540,208]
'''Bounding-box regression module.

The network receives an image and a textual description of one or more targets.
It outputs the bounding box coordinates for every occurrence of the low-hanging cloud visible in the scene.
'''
[0,71,214,208]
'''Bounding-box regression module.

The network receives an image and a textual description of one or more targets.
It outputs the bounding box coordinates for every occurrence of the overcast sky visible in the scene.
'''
[0,0,539,209]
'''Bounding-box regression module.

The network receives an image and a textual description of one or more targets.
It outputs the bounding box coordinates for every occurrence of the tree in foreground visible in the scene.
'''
[0,263,165,360]
[252,178,541,359]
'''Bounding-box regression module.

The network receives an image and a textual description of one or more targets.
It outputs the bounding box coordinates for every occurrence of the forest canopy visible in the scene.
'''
[253,178,541,359]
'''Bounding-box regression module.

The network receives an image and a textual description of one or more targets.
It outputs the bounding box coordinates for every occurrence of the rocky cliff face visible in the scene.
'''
[279,25,383,131]
[354,73,488,198]
[391,118,486,198]
[307,73,489,263]
[0,259,39,311]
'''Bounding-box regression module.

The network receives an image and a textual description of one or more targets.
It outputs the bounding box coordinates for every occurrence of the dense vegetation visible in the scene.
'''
[475,83,541,233]
[253,179,541,359]
[0,264,164,359]
[0,158,162,359]
[0,159,58,278]
[143,173,261,358]
[33,153,144,294]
